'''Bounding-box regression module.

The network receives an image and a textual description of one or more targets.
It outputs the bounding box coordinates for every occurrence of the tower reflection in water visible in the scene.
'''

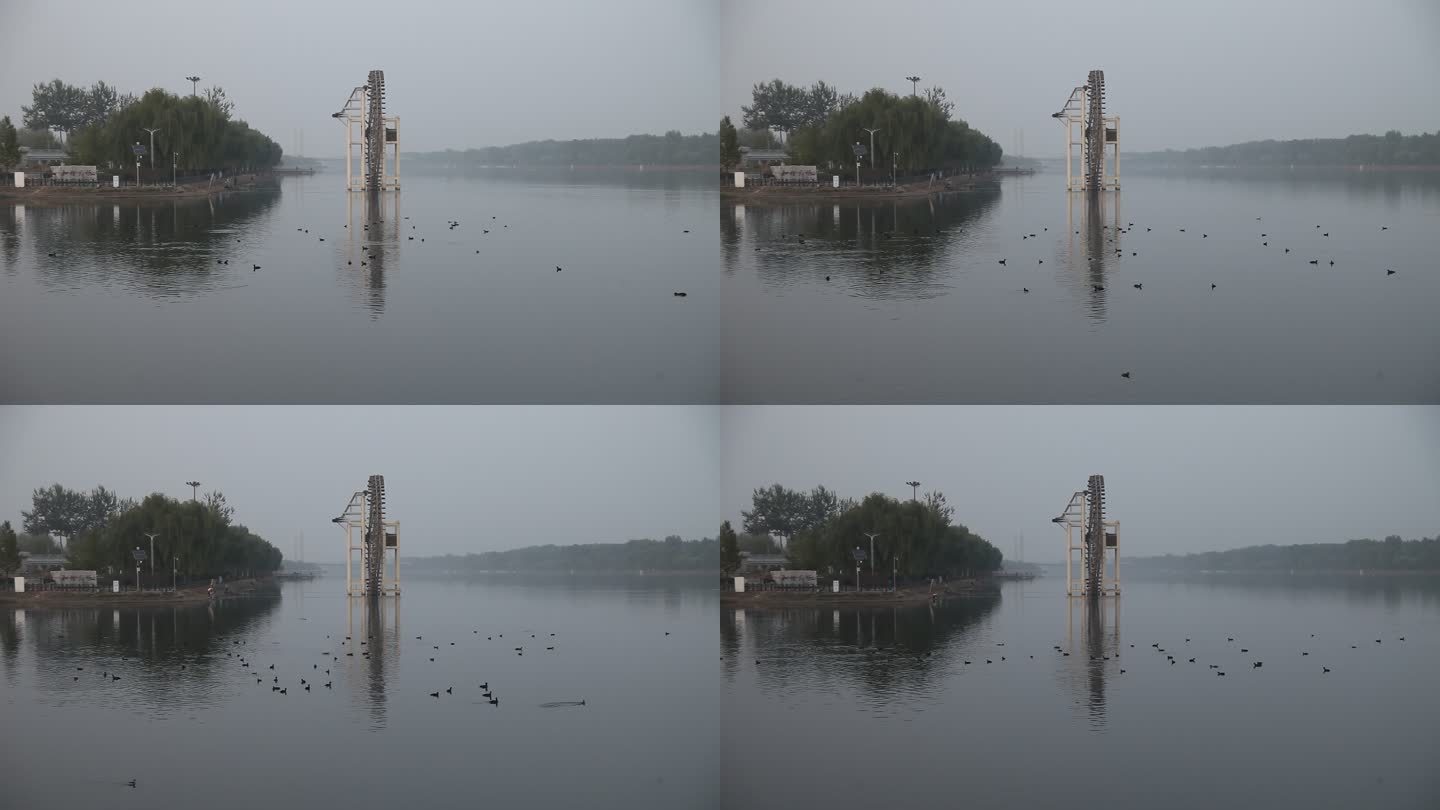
[345,593,400,730]
[1065,188,1122,322]
[1063,595,1121,728]
[344,190,401,317]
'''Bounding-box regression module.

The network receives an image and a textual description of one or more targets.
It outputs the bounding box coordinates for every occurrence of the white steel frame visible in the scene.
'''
[334,85,401,192]
[336,489,400,597]
[1054,84,1120,192]
[1055,489,1120,597]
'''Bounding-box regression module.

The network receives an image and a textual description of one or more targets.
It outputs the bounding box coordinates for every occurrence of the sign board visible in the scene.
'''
[132,144,147,156]
[833,175,840,188]
[12,172,23,189]
[113,581,120,593]
[771,165,817,183]
[832,580,840,593]
[733,171,745,188]
[771,570,817,587]
[132,548,147,562]
[112,175,120,188]
[733,576,745,593]
[852,143,867,157]
[12,577,23,594]
[852,548,868,562]
[52,165,97,182]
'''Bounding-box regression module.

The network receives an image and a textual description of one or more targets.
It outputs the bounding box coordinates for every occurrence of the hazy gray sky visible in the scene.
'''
[0,407,720,561]
[722,0,1440,154]
[721,407,1440,561]
[0,0,718,155]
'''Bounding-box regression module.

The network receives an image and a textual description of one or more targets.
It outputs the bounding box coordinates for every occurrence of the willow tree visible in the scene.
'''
[786,490,1002,578]
[69,87,281,173]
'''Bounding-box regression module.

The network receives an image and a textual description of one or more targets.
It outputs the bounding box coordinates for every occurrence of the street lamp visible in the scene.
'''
[893,152,898,188]
[864,532,880,574]
[173,556,178,592]
[142,128,161,169]
[173,152,179,188]
[144,532,159,574]
[186,76,201,97]
[862,128,881,169]
[905,480,921,501]
[905,76,921,97]
[186,481,201,501]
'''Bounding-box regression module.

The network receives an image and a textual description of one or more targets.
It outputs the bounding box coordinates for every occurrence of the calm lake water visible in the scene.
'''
[720,170,1440,403]
[0,168,718,403]
[721,575,1440,810]
[3,575,718,810]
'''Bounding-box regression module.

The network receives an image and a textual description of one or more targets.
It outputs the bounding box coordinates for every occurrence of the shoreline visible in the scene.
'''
[0,175,280,204]
[1,577,279,609]
[721,579,999,608]
[720,175,998,204]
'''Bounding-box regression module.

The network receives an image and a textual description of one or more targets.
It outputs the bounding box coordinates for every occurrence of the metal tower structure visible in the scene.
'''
[1052,474,1120,598]
[333,70,400,192]
[333,475,400,597]
[1052,70,1119,192]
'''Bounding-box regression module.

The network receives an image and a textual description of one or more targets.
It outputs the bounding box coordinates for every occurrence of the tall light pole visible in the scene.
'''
[905,480,921,501]
[135,143,141,188]
[864,532,880,574]
[186,76,201,97]
[905,76,921,97]
[893,151,898,187]
[862,128,881,168]
[186,481,201,501]
[142,128,161,169]
[173,556,178,592]
[144,532,159,574]
[173,152,179,188]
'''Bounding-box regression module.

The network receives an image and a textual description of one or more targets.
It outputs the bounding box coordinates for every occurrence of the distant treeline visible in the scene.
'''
[1130,131,1440,167]
[405,131,719,168]
[1127,536,1440,573]
[403,536,718,573]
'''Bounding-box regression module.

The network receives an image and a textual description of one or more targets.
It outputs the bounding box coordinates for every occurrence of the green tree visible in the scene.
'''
[17,127,61,149]
[737,533,780,554]
[21,484,132,549]
[17,533,61,554]
[719,520,741,573]
[0,116,20,168]
[22,79,88,136]
[719,116,741,170]
[0,522,20,575]
[64,491,282,578]
[774,488,1002,578]
[68,87,282,173]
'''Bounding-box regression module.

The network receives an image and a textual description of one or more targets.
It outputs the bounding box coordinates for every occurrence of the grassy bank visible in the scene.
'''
[721,174,998,204]
[0,576,279,608]
[0,173,278,203]
[721,578,998,608]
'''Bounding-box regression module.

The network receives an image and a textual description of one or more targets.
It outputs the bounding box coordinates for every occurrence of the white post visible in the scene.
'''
[734,171,745,188]
[832,580,840,593]
[832,175,839,188]
[733,576,745,593]
[13,172,23,189]
[13,577,23,594]
[113,580,120,593]
[112,175,119,189]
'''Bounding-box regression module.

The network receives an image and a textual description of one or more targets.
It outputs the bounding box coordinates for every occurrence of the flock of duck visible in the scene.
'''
[241,215,697,298]
[767,215,1402,381]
